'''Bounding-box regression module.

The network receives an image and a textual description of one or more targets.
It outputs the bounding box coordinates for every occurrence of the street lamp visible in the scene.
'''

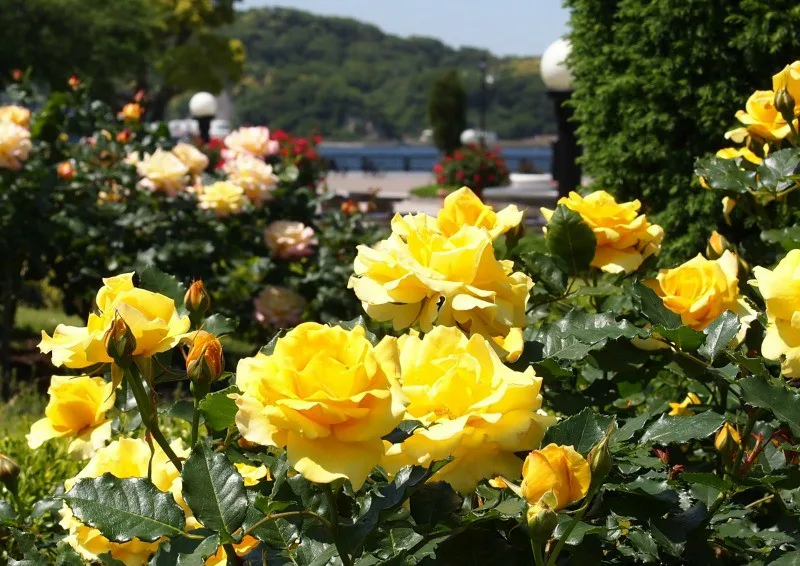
[478,58,494,148]
[189,92,218,144]
[540,38,581,198]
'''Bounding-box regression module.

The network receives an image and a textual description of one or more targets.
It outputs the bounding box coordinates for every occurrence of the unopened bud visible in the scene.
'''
[715,422,741,462]
[68,75,81,89]
[0,453,20,495]
[526,503,558,543]
[587,434,612,491]
[104,315,137,363]
[775,87,796,126]
[706,231,732,260]
[186,331,224,384]
[184,280,211,316]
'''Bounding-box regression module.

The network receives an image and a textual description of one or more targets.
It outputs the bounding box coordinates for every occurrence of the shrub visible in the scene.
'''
[433,143,510,196]
[566,0,800,264]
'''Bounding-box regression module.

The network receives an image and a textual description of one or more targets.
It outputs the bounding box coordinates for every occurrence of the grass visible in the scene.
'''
[410,184,459,198]
[15,305,81,336]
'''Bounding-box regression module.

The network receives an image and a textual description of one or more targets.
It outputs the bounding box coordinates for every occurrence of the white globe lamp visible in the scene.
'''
[189,92,218,143]
[540,38,574,92]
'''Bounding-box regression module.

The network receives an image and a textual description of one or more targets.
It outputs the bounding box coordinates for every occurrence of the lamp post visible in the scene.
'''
[477,58,494,148]
[189,92,218,144]
[540,38,581,198]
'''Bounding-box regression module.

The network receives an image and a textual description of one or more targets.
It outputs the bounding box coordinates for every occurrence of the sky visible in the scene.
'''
[239,1,570,56]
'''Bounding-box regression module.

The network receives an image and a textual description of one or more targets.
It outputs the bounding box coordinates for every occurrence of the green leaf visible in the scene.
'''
[545,205,597,274]
[651,325,705,351]
[740,375,800,436]
[521,252,567,295]
[182,444,248,541]
[198,386,239,431]
[138,265,187,310]
[640,411,725,445]
[761,226,800,251]
[698,311,740,360]
[149,534,220,566]
[694,156,756,193]
[680,472,732,491]
[769,551,800,565]
[543,408,614,454]
[553,309,639,343]
[259,329,288,356]
[757,148,800,193]
[63,474,186,542]
[627,529,660,561]
[10,528,47,566]
[636,284,681,329]
[553,517,606,545]
[201,314,237,336]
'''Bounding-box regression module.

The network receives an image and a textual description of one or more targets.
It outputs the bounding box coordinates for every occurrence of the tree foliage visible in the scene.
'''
[427,70,467,154]
[223,7,555,140]
[566,0,800,264]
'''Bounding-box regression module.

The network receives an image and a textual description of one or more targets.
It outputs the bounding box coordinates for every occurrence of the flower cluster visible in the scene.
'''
[433,144,510,193]
[272,129,327,189]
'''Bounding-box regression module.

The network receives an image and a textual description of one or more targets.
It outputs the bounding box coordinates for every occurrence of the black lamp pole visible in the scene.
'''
[197,116,213,144]
[548,90,581,199]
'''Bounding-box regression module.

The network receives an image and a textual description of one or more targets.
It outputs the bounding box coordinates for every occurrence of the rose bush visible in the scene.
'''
[11,61,800,566]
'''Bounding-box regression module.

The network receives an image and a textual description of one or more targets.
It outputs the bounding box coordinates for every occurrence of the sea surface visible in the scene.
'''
[317,144,551,173]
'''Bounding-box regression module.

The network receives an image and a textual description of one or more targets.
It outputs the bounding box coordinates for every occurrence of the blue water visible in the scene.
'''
[317,145,551,173]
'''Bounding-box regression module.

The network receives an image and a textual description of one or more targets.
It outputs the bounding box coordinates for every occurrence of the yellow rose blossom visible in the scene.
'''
[0,105,30,127]
[520,444,591,510]
[118,102,143,122]
[715,146,763,165]
[204,536,260,566]
[734,90,793,141]
[0,121,32,170]
[197,181,247,216]
[646,251,756,341]
[222,154,278,205]
[26,376,115,459]
[348,214,533,349]
[253,285,306,328]
[437,186,523,239]
[668,392,702,416]
[773,61,800,109]
[39,273,190,368]
[264,220,318,259]
[752,250,800,377]
[223,126,279,159]
[136,148,189,195]
[541,191,664,274]
[381,326,553,493]
[60,438,191,566]
[233,322,408,490]
[234,462,270,486]
[172,142,209,176]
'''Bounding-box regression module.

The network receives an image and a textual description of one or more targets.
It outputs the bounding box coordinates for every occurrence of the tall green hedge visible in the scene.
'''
[566,0,800,263]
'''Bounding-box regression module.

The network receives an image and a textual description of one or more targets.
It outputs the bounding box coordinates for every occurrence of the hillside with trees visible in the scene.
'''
[222,7,555,140]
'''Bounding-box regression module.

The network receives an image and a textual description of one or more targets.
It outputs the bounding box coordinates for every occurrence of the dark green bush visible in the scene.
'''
[427,69,467,155]
[566,0,800,263]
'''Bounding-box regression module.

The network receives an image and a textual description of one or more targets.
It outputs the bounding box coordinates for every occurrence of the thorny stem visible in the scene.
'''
[545,501,589,566]
[323,484,354,566]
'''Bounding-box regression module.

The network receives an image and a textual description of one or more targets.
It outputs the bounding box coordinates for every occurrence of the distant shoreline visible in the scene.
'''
[320,136,555,149]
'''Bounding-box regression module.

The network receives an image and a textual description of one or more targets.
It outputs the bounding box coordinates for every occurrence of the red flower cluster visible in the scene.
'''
[434,144,510,192]
[272,130,327,188]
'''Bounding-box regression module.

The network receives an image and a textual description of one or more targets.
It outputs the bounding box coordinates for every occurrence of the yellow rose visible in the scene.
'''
[264,220,318,259]
[234,322,408,490]
[136,148,189,195]
[0,121,32,170]
[715,146,763,165]
[773,61,800,109]
[253,285,306,328]
[668,392,702,416]
[437,187,523,238]
[60,438,189,566]
[381,326,554,493]
[222,154,277,205]
[118,103,143,122]
[348,214,532,350]
[0,105,30,127]
[734,90,792,141]
[223,126,279,159]
[520,444,591,510]
[541,191,664,274]
[753,250,800,377]
[205,536,260,566]
[26,376,115,459]
[646,251,756,339]
[39,273,190,368]
[197,181,247,216]
[172,142,209,176]
[234,462,270,486]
